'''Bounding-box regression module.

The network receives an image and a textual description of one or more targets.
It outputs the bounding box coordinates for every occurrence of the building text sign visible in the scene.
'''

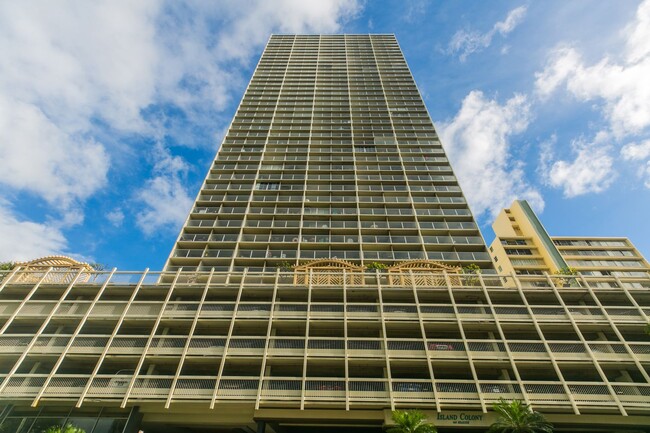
[435,412,492,426]
[384,410,496,428]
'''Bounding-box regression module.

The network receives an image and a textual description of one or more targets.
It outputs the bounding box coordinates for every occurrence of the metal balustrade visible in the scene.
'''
[88,302,127,316]
[305,380,346,398]
[0,335,32,353]
[148,337,187,354]
[69,336,110,353]
[200,303,235,317]
[568,384,614,404]
[0,301,19,316]
[217,379,259,397]
[507,342,549,359]
[130,377,174,398]
[480,382,522,402]
[523,384,570,402]
[108,337,148,354]
[20,301,56,315]
[31,335,70,352]
[419,305,454,316]
[125,302,163,317]
[42,375,88,396]
[548,342,587,354]
[261,379,303,398]
[228,338,266,351]
[188,337,226,354]
[387,340,425,353]
[392,381,434,400]
[383,305,417,314]
[427,341,465,353]
[308,339,345,351]
[2,375,48,396]
[173,377,217,398]
[436,382,479,401]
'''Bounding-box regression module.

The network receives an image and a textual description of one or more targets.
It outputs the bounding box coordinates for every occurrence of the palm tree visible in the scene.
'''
[488,399,553,433]
[43,424,86,433]
[387,410,437,433]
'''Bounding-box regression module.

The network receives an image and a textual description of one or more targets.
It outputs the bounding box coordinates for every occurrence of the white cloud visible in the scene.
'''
[0,200,67,262]
[0,97,109,210]
[0,0,362,250]
[494,6,527,34]
[534,0,650,194]
[438,90,544,218]
[135,145,193,236]
[402,0,428,23]
[625,0,650,63]
[621,139,650,160]
[621,140,650,187]
[212,0,362,61]
[545,134,615,197]
[448,6,527,61]
[535,0,650,136]
[107,209,125,228]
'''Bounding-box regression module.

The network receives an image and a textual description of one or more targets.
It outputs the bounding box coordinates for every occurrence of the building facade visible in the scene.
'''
[489,200,650,281]
[0,35,649,433]
[165,33,491,274]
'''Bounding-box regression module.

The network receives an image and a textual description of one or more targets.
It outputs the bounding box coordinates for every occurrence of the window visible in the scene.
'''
[256,182,280,191]
[501,239,526,246]
[505,248,533,256]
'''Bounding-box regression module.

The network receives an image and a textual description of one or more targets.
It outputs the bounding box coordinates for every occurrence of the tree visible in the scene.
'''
[0,261,15,283]
[387,410,437,433]
[89,263,107,271]
[553,266,578,287]
[43,424,86,433]
[462,263,481,285]
[0,262,14,271]
[277,261,293,272]
[487,399,553,433]
[366,262,388,272]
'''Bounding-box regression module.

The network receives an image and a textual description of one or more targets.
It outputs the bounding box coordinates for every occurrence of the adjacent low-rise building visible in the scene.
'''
[489,200,650,284]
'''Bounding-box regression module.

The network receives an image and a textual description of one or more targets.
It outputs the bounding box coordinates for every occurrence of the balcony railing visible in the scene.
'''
[3,372,647,412]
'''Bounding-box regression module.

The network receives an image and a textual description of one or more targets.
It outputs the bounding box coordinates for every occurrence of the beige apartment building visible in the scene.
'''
[0,36,649,433]
[489,200,650,281]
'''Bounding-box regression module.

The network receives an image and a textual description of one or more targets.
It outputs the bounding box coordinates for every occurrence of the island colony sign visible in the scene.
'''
[436,412,489,426]
[384,410,496,428]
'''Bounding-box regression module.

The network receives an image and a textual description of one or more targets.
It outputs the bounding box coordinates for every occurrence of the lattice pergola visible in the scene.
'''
[13,256,95,284]
[387,260,462,287]
[293,259,365,286]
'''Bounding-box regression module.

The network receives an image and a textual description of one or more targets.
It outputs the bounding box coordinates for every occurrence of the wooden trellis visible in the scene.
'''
[13,256,95,284]
[293,259,365,286]
[387,260,462,287]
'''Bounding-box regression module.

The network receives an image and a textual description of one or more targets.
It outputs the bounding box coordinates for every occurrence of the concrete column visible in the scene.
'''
[122,406,143,433]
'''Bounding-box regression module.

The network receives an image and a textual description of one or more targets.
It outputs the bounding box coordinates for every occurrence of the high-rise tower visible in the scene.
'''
[166,34,492,273]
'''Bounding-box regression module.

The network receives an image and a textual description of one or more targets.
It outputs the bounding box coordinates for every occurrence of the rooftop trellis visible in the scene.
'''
[12,256,94,284]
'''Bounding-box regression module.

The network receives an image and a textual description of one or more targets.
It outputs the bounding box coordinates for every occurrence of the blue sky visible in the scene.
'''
[1,0,649,269]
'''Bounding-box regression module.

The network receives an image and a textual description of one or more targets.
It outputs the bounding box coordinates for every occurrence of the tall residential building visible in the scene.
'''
[0,35,649,433]
[490,200,650,282]
[164,33,492,274]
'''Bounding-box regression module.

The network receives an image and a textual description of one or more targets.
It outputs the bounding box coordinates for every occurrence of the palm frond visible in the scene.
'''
[488,399,553,433]
[388,409,437,433]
